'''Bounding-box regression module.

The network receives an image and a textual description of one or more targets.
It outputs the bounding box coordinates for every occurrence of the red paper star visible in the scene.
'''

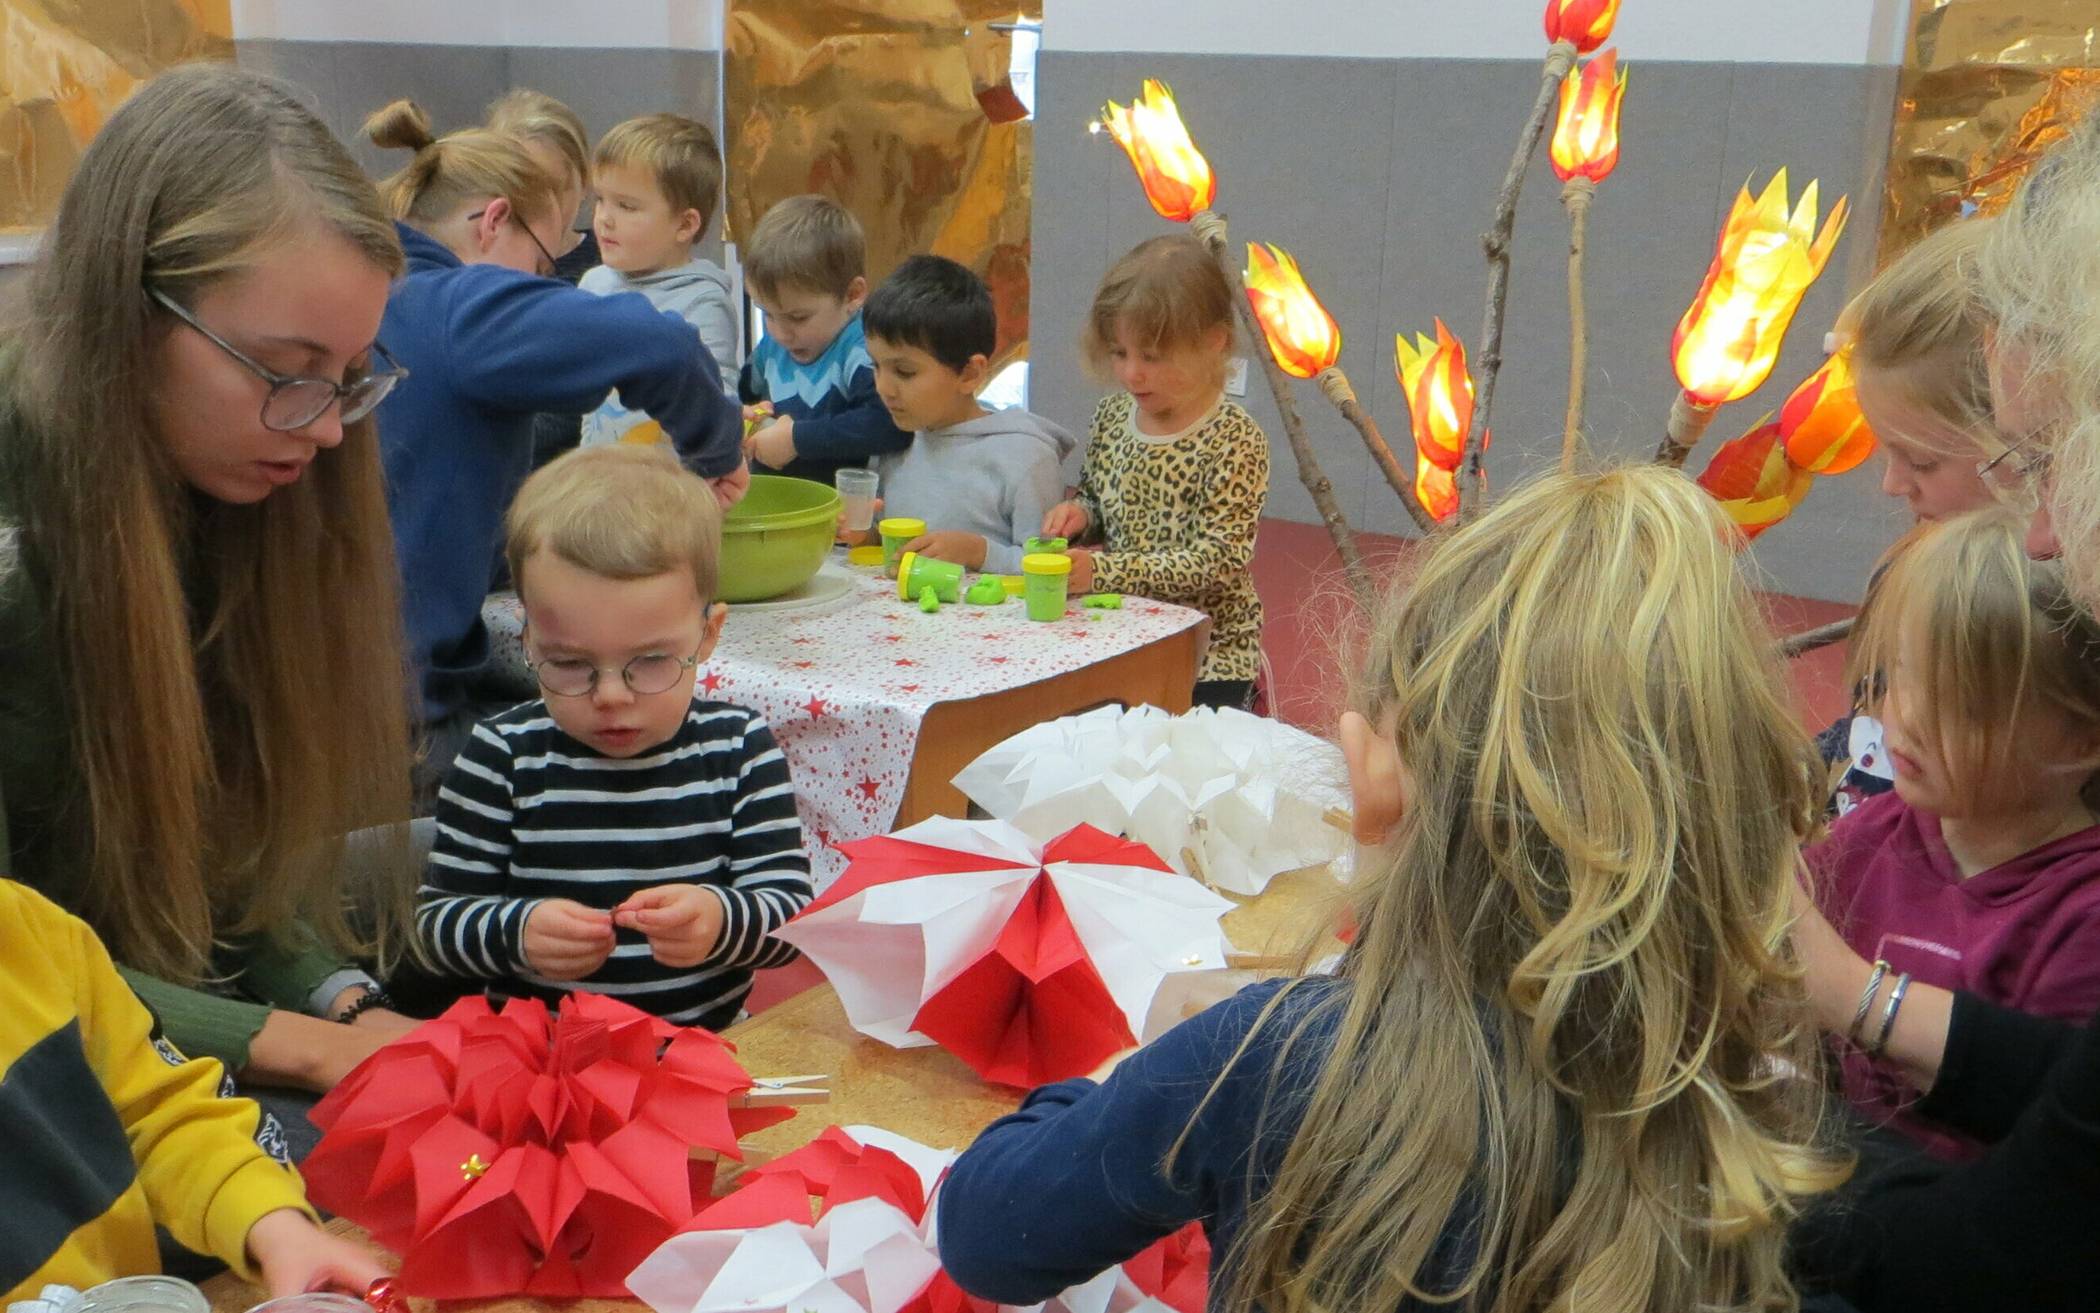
[882,634,905,644]
[898,684,922,693]
[803,697,829,718]
[856,777,881,800]
[988,656,1010,665]
[894,658,916,667]
[699,672,725,692]
[792,660,816,670]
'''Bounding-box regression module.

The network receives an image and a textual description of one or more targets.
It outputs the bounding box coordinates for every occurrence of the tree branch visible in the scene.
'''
[1779,616,1855,659]
[1560,178,1594,471]
[1315,369,1437,533]
[1457,40,1577,520]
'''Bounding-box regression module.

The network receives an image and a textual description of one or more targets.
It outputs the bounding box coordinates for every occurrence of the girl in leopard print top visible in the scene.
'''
[1042,235,1270,707]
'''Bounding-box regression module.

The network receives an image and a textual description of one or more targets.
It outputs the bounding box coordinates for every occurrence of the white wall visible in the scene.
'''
[1044,0,1908,65]
[230,0,724,48]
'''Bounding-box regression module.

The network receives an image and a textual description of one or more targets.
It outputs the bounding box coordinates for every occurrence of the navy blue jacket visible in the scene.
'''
[937,978,1475,1310]
[739,311,908,486]
[376,224,741,722]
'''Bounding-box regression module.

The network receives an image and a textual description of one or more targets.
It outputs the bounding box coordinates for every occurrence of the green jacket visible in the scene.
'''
[0,374,351,1071]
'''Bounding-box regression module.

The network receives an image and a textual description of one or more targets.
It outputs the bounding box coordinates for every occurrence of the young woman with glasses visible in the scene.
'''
[0,65,428,1137]
[360,100,748,806]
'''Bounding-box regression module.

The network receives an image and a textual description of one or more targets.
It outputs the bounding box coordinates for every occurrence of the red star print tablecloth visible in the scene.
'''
[486,559,1205,886]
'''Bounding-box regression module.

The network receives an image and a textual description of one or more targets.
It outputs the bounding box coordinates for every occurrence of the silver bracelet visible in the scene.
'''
[1850,959,1890,1045]
[1868,972,1912,1057]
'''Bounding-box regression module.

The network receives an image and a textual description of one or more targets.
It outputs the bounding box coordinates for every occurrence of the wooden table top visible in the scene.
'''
[204,865,1344,1313]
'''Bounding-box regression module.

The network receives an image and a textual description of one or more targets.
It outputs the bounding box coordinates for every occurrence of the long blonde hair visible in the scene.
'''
[1978,115,2100,607]
[1865,508,2100,797]
[365,99,562,232]
[1215,466,1846,1313]
[7,63,414,983]
[1840,217,1996,457]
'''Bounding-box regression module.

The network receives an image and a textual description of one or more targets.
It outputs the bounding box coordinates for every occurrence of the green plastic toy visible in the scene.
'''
[964,576,1006,605]
[1081,592,1123,609]
[897,551,964,604]
[1022,552,1073,621]
[918,586,941,613]
[1023,535,1069,555]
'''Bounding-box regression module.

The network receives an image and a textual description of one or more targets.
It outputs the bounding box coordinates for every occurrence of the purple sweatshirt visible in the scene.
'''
[1808,791,2100,1159]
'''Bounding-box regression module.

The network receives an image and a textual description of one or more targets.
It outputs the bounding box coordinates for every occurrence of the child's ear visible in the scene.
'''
[1203,322,1231,360]
[1339,710,1408,845]
[958,353,992,393]
[675,207,705,244]
[695,601,729,663]
[844,275,870,312]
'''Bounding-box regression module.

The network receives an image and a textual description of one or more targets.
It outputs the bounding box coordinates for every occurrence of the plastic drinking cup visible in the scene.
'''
[835,468,878,532]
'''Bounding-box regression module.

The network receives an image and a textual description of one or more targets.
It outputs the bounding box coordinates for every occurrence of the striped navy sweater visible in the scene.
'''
[416,700,812,1029]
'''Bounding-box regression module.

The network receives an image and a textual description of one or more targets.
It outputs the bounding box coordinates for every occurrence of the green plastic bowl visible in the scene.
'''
[718,474,843,602]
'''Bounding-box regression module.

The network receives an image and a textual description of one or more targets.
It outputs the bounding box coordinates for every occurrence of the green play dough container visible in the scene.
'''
[717,474,843,602]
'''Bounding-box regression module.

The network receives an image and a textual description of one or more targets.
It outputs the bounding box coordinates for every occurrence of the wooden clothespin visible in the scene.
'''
[1225,950,1295,971]
[1321,806,1354,835]
[734,1074,831,1109]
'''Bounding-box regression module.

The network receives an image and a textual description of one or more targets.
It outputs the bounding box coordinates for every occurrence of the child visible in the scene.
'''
[939,466,1844,1313]
[1042,235,1268,709]
[1820,218,2003,814]
[415,446,811,1029]
[1807,508,2100,1160]
[859,254,1075,572]
[1,880,386,1300]
[580,112,740,444]
[740,196,909,484]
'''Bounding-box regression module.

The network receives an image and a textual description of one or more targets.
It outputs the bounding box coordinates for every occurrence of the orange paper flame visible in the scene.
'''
[1695,417,1815,542]
[1551,49,1627,184]
[1244,243,1342,379]
[1543,0,1621,54]
[1414,452,1459,525]
[1394,321,1480,473]
[1778,351,1877,475]
[1096,79,1216,223]
[1672,170,1850,407]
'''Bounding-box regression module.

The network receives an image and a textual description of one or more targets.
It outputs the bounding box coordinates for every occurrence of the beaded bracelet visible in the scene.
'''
[336,987,396,1025]
[1849,959,1891,1046]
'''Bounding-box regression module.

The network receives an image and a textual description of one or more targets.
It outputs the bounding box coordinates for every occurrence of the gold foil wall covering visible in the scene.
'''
[724,0,1037,364]
[0,0,232,230]
[1882,0,2100,258]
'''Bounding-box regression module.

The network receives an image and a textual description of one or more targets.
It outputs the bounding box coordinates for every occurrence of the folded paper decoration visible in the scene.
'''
[302,992,796,1299]
[952,705,1350,896]
[773,819,1234,1087]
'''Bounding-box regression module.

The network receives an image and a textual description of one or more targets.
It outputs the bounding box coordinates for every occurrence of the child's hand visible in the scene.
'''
[749,417,796,469]
[837,497,884,546]
[1066,547,1096,593]
[906,530,989,569]
[247,1207,392,1297]
[708,458,751,508]
[522,899,616,980]
[1042,501,1090,540]
[613,884,726,968]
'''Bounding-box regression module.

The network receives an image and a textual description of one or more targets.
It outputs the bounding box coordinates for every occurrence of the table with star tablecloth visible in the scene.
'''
[487,554,1208,886]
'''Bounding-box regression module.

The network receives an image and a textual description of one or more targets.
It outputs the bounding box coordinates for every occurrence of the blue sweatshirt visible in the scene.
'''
[739,311,908,485]
[376,224,741,722]
[936,978,1476,1310]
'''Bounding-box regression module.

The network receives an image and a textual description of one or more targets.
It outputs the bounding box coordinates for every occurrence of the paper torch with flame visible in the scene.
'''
[1673,170,1850,408]
[1550,48,1626,185]
[1779,351,1876,474]
[1696,417,1815,541]
[1244,243,1341,379]
[1096,80,1216,223]
[1544,0,1621,54]
[1395,322,1482,524]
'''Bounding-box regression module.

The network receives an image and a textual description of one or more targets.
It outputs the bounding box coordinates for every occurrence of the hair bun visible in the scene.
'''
[363,99,435,153]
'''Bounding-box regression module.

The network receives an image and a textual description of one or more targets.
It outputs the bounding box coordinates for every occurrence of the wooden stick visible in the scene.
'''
[1193,209,1375,607]
[1321,805,1354,834]
[733,1087,832,1109]
[1560,178,1595,471]
[1779,616,1855,658]
[1657,391,1719,468]
[1458,40,1579,519]
[1316,368,1437,533]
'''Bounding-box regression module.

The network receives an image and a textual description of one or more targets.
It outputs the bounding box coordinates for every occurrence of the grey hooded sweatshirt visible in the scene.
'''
[579,255,739,443]
[870,408,1079,574]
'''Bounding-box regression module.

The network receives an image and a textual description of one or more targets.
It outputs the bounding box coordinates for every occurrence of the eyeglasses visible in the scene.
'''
[149,288,406,432]
[1976,426,2054,486]
[529,645,705,698]
[468,207,559,278]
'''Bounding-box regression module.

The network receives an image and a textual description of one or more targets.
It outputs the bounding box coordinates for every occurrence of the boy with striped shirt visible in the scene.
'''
[416,446,812,1029]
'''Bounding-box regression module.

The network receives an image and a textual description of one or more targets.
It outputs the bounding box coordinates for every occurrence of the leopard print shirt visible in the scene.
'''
[1076,393,1268,682]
